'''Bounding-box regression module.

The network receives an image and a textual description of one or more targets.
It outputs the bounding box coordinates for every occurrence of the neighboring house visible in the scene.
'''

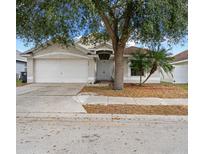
[16,50,27,79]
[21,41,160,84]
[161,50,188,84]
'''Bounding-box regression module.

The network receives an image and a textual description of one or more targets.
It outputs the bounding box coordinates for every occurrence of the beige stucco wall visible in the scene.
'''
[88,59,96,83]
[160,69,173,83]
[27,57,34,83]
[124,58,129,78]
[160,61,188,83]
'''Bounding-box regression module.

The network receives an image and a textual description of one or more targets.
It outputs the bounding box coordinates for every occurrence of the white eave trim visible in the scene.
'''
[21,53,32,57]
[87,54,131,58]
[124,54,132,57]
[89,48,113,52]
[171,59,188,64]
[33,52,88,59]
[16,59,27,62]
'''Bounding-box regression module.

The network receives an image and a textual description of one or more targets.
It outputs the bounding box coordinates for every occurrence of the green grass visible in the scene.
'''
[176,84,188,90]
[16,79,26,87]
[160,81,173,86]
[160,81,188,91]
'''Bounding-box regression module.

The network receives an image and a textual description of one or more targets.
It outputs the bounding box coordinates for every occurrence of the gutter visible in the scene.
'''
[171,59,188,64]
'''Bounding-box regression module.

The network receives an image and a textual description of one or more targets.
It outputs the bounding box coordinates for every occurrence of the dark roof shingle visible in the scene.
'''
[174,50,188,62]
[124,46,148,55]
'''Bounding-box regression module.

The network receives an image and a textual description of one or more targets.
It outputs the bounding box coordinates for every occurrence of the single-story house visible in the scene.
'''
[22,41,160,84]
[161,50,188,84]
[16,50,27,79]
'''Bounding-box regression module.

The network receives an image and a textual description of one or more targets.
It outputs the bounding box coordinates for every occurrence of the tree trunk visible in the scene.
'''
[139,75,142,86]
[113,45,124,90]
[142,73,153,84]
[143,64,157,84]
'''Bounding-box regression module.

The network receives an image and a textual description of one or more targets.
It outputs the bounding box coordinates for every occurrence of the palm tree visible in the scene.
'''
[143,47,174,84]
[130,51,151,86]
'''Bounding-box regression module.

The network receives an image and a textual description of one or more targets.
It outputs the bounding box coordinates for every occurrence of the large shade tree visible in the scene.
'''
[17,0,188,90]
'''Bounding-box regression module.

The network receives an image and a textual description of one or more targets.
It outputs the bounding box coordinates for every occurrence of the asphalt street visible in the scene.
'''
[17,117,187,154]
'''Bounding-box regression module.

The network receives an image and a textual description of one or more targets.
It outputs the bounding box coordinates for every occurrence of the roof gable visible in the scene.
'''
[22,43,88,58]
[89,43,112,50]
[22,40,149,57]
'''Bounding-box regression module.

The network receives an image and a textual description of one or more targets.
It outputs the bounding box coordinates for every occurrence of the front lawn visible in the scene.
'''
[177,84,188,91]
[16,79,27,87]
[81,83,188,98]
[83,104,188,115]
[160,82,188,91]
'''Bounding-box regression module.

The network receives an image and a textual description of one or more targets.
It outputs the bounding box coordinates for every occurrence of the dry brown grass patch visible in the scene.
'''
[83,104,188,115]
[81,83,188,98]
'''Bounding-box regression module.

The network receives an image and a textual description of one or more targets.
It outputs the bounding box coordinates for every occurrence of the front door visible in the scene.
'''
[96,60,114,81]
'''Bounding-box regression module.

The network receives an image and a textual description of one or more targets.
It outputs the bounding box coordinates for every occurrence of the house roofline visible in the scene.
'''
[22,41,90,55]
[16,59,27,62]
[171,59,188,64]
[33,51,88,59]
[172,49,188,57]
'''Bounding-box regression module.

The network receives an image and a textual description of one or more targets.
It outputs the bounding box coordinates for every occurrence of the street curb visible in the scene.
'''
[17,112,188,123]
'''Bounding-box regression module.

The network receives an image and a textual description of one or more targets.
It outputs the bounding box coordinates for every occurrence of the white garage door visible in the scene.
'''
[173,64,188,83]
[35,59,88,83]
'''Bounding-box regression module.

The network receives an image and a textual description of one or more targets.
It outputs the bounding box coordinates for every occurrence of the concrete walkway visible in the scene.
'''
[73,95,188,105]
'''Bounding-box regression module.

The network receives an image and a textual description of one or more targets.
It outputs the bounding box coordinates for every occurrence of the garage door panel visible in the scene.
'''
[173,64,188,83]
[35,59,88,83]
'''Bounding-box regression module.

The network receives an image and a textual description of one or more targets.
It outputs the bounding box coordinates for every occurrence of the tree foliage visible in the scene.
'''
[17,0,188,47]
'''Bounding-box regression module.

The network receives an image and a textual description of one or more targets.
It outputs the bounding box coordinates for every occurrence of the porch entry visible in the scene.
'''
[96,60,114,81]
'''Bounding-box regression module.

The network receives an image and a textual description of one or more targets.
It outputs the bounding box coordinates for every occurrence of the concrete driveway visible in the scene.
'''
[16,83,86,113]
[17,83,84,96]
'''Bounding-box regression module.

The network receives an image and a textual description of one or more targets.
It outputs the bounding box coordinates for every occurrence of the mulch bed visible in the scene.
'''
[83,104,188,115]
[81,83,188,98]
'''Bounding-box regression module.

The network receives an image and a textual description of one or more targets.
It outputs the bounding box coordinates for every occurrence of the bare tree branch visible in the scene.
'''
[92,0,116,41]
